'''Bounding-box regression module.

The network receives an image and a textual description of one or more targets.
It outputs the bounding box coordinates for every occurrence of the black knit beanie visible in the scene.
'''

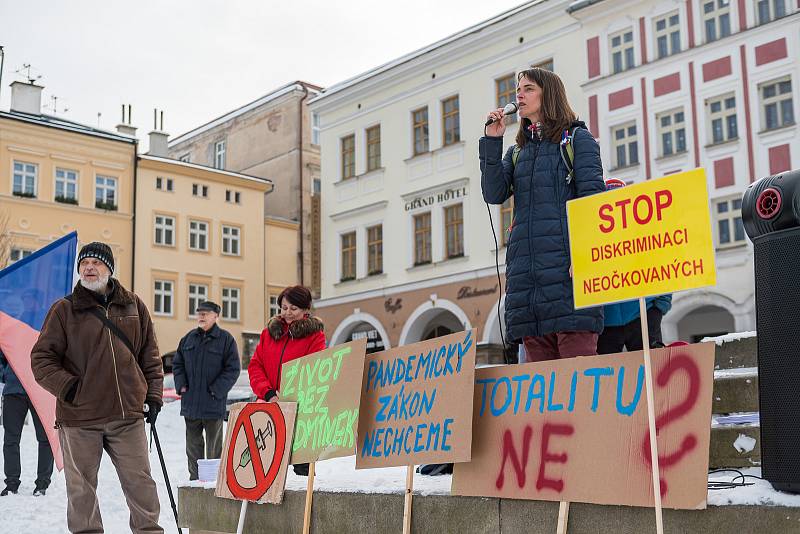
[77,242,115,274]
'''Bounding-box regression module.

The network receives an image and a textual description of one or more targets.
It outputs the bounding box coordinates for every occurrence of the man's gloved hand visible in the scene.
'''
[264,389,277,402]
[145,401,161,425]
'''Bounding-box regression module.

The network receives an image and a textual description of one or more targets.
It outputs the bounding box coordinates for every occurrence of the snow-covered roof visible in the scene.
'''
[309,0,544,105]
[566,0,606,13]
[138,154,273,189]
[0,110,137,144]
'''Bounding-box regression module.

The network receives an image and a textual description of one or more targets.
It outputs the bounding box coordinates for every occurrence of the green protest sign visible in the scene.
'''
[280,338,368,464]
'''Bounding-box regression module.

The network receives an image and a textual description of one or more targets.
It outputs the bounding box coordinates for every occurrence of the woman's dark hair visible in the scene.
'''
[515,68,577,147]
[277,285,313,310]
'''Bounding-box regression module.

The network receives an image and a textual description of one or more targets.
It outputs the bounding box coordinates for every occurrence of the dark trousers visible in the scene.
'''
[185,417,223,480]
[2,394,54,490]
[523,331,599,362]
[597,307,664,355]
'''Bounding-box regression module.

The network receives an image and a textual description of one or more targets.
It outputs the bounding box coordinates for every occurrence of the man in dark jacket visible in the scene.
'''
[1,350,54,496]
[172,300,240,480]
[31,242,163,533]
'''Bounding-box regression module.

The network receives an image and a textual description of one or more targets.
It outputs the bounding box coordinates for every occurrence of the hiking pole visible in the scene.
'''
[150,420,183,534]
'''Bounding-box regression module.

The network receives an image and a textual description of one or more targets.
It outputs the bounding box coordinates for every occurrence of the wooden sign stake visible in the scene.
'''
[402,465,414,534]
[640,297,664,534]
[236,500,248,534]
[556,501,570,534]
[302,462,316,534]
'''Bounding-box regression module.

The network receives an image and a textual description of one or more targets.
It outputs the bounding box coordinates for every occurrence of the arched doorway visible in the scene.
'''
[677,305,736,343]
[346,321,387,354]
[399,299,471,345]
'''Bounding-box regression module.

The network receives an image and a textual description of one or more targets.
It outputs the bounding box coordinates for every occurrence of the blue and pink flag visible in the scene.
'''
[0,231,78,470]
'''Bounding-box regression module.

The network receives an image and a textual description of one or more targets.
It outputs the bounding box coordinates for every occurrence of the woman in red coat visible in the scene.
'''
[248,285,325,404]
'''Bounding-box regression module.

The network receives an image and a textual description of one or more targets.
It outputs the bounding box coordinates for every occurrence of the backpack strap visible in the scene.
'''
[65,295,136,355]
[559,126,581,184]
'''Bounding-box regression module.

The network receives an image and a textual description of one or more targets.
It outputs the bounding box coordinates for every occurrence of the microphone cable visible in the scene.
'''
[484,123,513,365]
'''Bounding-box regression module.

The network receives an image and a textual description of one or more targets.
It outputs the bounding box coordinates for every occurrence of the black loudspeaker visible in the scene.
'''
[743,169,800,493]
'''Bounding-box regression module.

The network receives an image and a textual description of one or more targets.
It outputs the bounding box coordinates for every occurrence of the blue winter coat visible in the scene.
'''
[603,295,673,327]
[173,324,240,419]
[480,122,606,342]
[0,350,26,397]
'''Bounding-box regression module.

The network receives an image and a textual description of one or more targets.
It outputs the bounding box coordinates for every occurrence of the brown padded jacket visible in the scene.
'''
[31,279,163,427]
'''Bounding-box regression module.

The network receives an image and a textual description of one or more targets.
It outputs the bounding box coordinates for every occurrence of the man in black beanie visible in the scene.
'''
[31,241,164,533]
[172,300,240,480]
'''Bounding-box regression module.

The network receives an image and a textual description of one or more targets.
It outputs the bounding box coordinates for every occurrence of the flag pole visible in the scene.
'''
[640,297,664,534]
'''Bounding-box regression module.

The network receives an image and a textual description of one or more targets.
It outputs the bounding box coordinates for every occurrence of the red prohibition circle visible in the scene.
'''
[225,402,287,501]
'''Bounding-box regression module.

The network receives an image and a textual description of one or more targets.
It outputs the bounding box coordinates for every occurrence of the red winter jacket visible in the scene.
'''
[248,315,325,400]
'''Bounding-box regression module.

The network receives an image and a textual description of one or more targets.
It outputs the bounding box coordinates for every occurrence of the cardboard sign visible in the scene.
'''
[451,343,715,509]
[567,169,716,308]
[356,329,477,469]
[215,402,296,504]
[279,338,368,464]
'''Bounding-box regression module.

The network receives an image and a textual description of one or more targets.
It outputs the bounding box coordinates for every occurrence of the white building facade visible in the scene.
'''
[310,0,799,354]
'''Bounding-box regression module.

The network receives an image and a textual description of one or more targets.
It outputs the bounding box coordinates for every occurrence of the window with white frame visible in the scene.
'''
[367,224,383,275]
[311,113,321,145]
[192,183,209,198]
[760,77,794,131]
[225,189,241,204]
[610,29,635,73]
[703,0,731,42]
[154,215,175,246]
[222,287,240,320]
[756,0,786,24]
[154,280,174,316]
[188,283,208,317]
[654,12,681,59]
[533,58,554,71]
[442,96,460,146]
[55,168,78,203]
[214,140,226,169]
[189,220,209,251]
[269,295,280,318]
[706,94,738,144]
[222,225,241,256]
[496,74,518,124]
[412,107,429,156]
[12,161,37,197]
[444,203,464,259]
[366,125,381,172]
[9,249,33,264]
[95,175,117,209]
[714,196,746,248]
[413,212,432,265]
[611,122,639,168]
[501,198,514,246]
[156,176,174,192]
[341,135,355,180]
[657,109,687,156]
[340,232,356,281]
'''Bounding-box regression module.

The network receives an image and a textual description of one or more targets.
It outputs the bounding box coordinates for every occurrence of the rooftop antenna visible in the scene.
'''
[15,63,41,84]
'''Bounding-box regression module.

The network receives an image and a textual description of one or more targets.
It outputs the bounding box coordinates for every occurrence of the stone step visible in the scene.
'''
[703,333,757,370]
[179,486,799,534]
[712,367,759,414]
[710,419,760,469]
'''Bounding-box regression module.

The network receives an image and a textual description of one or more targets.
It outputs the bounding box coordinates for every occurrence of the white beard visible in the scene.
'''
[80,274,110,293]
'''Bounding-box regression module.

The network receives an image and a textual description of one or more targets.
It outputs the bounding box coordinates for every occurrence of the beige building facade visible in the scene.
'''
[0,81,136,286]
[134,152,273,358]
[167,81,323,296]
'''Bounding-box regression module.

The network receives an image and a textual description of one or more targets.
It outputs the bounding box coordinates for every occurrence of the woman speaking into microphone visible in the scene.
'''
[480,67,606,362]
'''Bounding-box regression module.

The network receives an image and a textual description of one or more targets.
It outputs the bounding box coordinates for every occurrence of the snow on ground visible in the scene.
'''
[3,401,799,533]
[702,331,757,345]
[714,366,758,379]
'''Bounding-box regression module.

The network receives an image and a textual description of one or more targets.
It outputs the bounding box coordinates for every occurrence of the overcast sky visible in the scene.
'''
[0,0,524,150]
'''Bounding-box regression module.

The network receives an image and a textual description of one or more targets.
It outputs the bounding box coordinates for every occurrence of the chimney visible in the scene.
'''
[116,104,137,137]
[147,108,169,157]
[10,81,44,115]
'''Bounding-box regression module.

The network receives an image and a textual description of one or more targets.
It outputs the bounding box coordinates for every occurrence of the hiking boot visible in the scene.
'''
[33,485,47,496]
[0,486,18,496]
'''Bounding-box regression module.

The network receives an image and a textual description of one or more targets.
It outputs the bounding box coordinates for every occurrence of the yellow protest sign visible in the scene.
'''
[567,169,716,308]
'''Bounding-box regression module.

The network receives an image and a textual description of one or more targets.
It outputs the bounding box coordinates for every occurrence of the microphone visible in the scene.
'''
[485,102,518,126]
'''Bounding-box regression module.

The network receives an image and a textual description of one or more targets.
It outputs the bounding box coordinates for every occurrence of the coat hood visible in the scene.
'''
[267,315,325,341]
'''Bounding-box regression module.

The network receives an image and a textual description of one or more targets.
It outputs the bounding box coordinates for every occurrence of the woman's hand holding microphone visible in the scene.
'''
[485,108,507,137]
